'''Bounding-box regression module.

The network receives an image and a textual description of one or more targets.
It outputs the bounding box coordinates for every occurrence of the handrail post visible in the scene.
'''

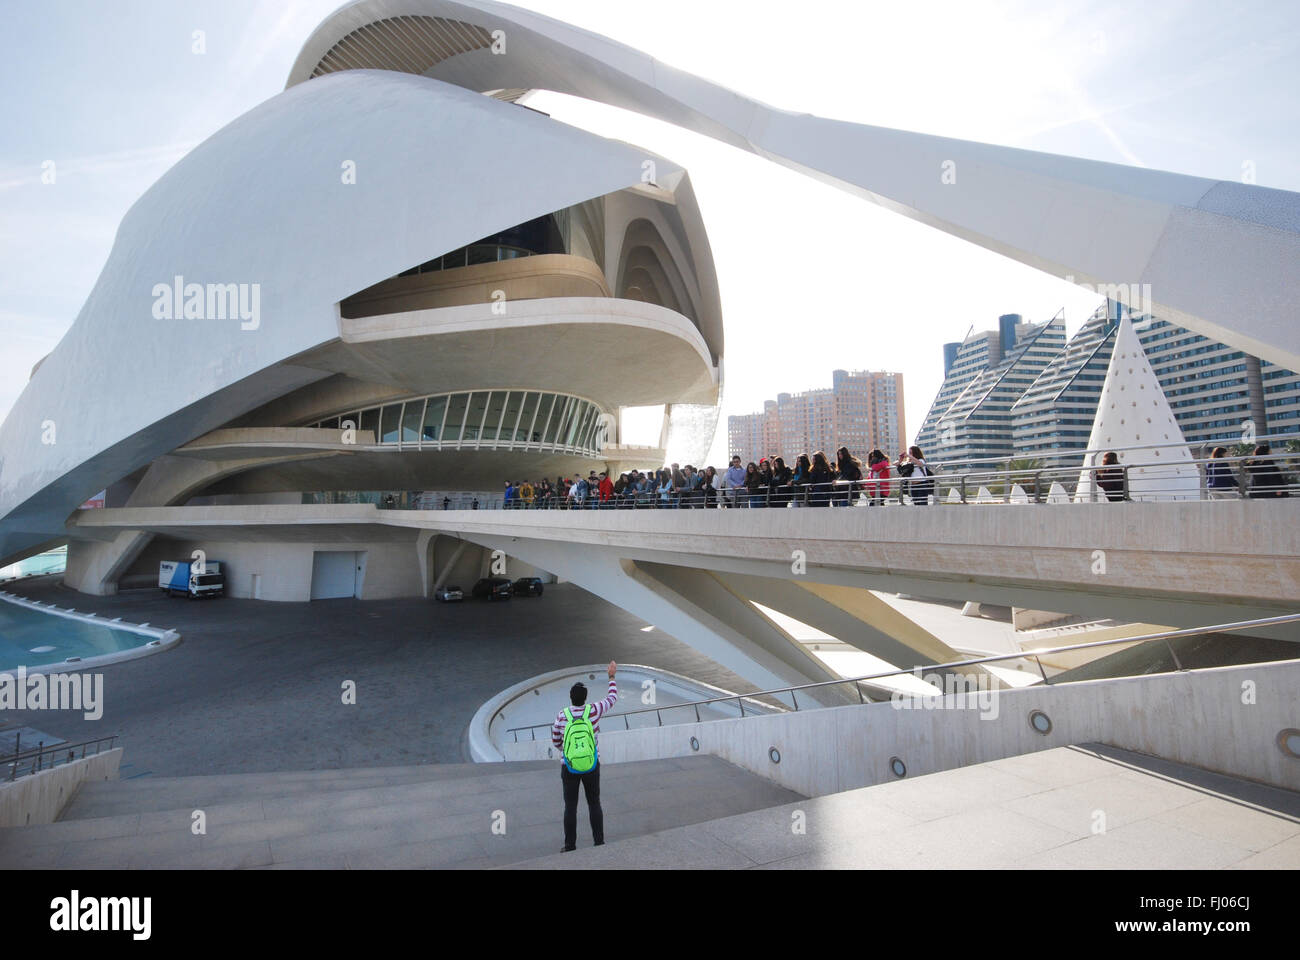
[1034,656,1051,685]
[791,689,799,711]
[1162,638,1185,671]
[738,696,745,717]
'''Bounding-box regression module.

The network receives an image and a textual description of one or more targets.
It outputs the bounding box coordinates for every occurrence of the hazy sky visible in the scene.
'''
[3,0,1297,466]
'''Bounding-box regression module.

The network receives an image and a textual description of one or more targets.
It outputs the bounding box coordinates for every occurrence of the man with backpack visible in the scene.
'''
[551,660,619,851]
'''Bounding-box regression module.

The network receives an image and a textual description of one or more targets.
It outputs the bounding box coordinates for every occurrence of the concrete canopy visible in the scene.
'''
[291,0,1300,372]
[0,69,695,564]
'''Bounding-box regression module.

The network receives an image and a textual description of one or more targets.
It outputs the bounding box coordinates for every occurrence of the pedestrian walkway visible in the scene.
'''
[505,744,1300,869]
[0,756,801,869]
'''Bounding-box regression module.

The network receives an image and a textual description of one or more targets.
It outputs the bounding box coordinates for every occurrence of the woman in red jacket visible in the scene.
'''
[865,449,892,505]
[597,472,614,506]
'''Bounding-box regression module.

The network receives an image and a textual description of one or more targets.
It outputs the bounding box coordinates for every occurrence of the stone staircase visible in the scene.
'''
[0,756,801,869]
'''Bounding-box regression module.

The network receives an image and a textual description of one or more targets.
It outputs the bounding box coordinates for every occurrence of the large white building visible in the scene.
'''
[1,0,1296,610]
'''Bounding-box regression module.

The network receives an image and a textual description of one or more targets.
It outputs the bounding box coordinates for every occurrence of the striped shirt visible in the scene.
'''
[552,679,618,753]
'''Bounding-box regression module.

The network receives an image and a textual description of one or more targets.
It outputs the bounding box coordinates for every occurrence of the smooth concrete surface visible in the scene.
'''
[62,498,1300,705]
[0,755,801,869]
[292,1,1300,375]
[71,500,1300,629]
[0,749,121,827]
[504,744,1300,869]
[0,577,765,777]
[0,67,713,567]
[475,663,783,763]
[505,658,1300,797]
[341,253,611,318]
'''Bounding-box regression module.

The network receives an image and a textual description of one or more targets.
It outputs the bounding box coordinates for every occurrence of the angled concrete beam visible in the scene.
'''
[713,573,994,686]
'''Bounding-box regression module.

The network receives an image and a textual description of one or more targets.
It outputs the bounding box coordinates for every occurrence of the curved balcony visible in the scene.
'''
[341,253,610,320]
[307,388,610,459]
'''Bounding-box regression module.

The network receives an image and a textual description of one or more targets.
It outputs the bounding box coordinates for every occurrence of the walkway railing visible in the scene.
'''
[2,734,119,782]
[503,612,1300,742]
[494,448,1299,509]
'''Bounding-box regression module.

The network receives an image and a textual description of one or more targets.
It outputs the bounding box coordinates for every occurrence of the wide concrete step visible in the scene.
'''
[0,756,803,869]
[502,744,1300,870]
[61,760,555,819]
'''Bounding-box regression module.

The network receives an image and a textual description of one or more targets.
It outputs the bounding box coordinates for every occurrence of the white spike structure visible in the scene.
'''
[1076,317,1200,501]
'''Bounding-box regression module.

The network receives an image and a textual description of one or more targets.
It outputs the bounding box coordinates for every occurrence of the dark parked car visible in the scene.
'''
[434,584,464,602]
[472,577,513,600]
[512,577,544,597]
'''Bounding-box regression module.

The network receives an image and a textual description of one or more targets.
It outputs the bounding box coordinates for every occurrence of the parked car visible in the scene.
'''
[512,577,544,597]
[471,577,513,600]
[434,584,464,602]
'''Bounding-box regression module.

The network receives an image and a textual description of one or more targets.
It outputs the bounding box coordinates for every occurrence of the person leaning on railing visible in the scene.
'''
[1246,443,1291,498]
[895,446,934,505]
[791,454,812,507]
[770,456,793,506]
[835,447,863,507]
[865,449,891,505]
[808,451,835,507]
[702,465,720,508]
[757,459,774,507]
[1206,447,1237,499]
[742,461,763,508]
[1096,451,1125,502]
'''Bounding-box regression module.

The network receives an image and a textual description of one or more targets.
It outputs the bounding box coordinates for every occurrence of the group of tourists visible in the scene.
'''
[502,445,940,509]
[500,440,1293,509]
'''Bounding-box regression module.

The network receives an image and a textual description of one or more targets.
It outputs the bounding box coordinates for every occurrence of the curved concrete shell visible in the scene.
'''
[290,0,1300,373]
[0,68,716,563]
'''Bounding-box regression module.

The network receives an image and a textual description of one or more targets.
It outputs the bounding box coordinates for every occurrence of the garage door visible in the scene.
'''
[310,551,360,600]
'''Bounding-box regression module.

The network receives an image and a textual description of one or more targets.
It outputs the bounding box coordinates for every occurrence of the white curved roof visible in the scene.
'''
[0,69,689,562]
[289,0,1300,373]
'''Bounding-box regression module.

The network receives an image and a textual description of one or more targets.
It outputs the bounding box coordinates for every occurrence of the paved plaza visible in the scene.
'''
[0,576,760,777]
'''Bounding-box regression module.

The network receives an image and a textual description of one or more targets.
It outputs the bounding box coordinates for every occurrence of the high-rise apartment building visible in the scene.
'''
[914,314,1066,468]
[727,370,905,464]
[915,302,1300,470]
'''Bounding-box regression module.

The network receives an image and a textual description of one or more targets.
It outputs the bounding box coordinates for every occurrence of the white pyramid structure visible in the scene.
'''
[1076,316,1200,501]
[1047,482,1070,503]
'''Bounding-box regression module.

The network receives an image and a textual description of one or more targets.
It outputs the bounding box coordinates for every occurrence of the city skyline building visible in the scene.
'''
[914,314,1066,468]
[727,369,905,464]
[916,302,1300,470]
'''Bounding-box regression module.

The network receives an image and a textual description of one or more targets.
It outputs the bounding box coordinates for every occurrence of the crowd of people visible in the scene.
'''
[502,446,939,509]
[499,441,1294,509]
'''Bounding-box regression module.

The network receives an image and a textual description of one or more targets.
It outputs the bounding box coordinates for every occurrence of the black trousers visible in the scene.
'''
[561,763,604,849]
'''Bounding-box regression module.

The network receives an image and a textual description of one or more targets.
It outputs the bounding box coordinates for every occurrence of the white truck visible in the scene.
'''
[159,560,225,598]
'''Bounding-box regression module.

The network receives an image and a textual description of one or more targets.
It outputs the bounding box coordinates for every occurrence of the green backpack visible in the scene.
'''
[562,704,597,773]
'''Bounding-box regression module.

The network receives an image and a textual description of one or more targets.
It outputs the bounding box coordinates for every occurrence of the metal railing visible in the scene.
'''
[493,448,1300,509]
[2,734,119,781]
[503,612,1300,742]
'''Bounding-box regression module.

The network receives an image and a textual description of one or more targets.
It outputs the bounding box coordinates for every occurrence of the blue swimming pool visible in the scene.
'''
[0,545,67,581]
[0,597,170,672]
